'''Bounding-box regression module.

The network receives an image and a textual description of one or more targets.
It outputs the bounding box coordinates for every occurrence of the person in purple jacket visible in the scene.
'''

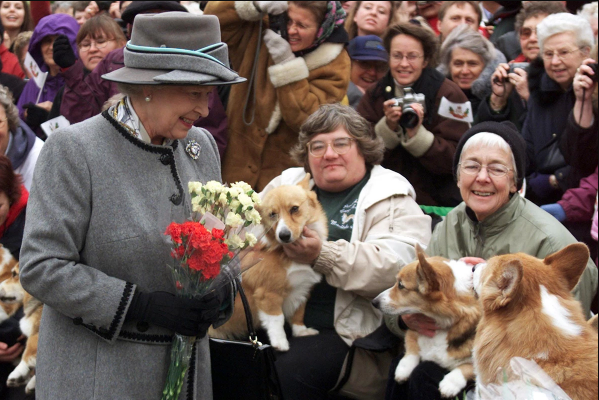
[16,13,78,137]
[52,1,230,159]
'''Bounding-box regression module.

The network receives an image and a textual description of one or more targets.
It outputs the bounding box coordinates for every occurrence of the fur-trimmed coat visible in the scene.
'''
[205,1,350,191]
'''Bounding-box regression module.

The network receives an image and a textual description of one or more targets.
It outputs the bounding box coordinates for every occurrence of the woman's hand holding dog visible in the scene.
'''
[401,314,439,338]
[0,341,23,362]
[282,226,322,265]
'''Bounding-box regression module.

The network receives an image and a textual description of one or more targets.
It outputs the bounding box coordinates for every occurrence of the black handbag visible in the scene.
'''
[210,283,284,400]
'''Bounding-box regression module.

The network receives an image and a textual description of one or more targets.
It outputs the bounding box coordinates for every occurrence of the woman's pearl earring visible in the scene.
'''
[145,95,151,102]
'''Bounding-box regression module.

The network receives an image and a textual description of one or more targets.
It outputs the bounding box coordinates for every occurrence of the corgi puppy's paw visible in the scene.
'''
[291,324,319,337]
[394,354,419,383]
[269,332,290,352]
[7,360,30,387]
[25,375,36,394]
[439,368,467,398]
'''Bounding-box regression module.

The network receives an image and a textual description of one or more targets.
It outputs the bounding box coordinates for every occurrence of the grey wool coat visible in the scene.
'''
[19,111,232,400]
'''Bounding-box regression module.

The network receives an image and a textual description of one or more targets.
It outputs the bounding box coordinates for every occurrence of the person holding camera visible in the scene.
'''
[357,21,470,207]
[477,1,566,130]
[205,1,350,191]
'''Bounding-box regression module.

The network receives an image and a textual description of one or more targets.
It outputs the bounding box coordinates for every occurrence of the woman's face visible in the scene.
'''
[287,3,319,53]
[542,31,588,90]
[139,85,214,145]
[0,191,9,227]
[0,1,24,31]
[457,145,516,222]
[307,126,367,192]
[389,34,428,86]
[519,14,546,60]
[350,59,388,91]
[79,33,123,71]
[40,35,58,69]
[353,1,392,37]
[0,104,9,155]
[450,47,485,90]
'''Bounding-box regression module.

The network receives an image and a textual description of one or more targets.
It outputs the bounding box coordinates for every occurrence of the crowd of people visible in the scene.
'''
[0,1,597,400]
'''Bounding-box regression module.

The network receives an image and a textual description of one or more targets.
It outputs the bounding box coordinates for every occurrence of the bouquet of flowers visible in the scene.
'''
[161,181,262,400]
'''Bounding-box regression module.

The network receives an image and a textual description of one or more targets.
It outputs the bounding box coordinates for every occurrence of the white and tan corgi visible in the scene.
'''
[0,244,19,321]
[0,263,43,394]
[373,244,481,398]
[210,174,328,351]
[473,243,598,400]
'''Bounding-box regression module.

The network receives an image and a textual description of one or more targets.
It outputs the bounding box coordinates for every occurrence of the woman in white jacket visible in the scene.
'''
[261,103,431,400]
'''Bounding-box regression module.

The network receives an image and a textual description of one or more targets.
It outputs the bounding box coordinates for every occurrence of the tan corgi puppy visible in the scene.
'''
[373,244,481,398]
[473,243,598,400]
[0,263,43,394]
[0,245,19,323]
[210,174,328,351]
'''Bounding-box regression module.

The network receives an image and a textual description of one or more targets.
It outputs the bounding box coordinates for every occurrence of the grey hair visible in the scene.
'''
[0,85,21,133]
[290,103,384,173]
[439,24,495,74]
[458,132,517,186]
[116,83,148,97]
[537,13,595,53]
[578,2,598,22]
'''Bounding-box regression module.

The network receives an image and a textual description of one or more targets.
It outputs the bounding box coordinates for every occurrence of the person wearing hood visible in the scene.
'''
[438,24,506,121]
[0,85,42,191]
[16,13,78,137]
[204,1,351,191]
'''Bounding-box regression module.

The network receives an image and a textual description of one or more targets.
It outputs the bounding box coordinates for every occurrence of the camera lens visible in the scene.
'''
[399,106,419,129]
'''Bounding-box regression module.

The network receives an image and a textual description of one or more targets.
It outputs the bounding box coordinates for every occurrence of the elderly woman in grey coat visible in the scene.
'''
[438,24,506,121]
[19,13,245,400]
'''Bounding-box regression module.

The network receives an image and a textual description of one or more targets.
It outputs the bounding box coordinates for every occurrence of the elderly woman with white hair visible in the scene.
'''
[578,2,598,41]
[438,24,505,120]
[521,12,595,206]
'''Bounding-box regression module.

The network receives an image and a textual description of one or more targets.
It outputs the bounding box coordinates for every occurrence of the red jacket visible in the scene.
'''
[0,43,24,79]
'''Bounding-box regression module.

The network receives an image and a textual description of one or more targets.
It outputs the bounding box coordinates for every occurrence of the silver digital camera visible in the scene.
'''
[392,88,426,129]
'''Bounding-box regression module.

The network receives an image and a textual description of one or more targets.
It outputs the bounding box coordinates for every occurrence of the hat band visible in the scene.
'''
[126,41,227,67]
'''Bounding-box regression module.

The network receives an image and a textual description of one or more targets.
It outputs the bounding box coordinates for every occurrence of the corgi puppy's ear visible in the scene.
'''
[543,243,589,292]
[298,173,312,190]
[416,248,439,294]
[485,260,522,311]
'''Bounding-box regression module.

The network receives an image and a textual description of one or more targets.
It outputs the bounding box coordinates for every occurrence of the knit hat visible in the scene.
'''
[453,121,527,190]
[347,35,388,62]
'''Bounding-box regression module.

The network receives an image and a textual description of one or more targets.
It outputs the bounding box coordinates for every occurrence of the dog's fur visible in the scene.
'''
[373,244,481,398]
[210,174,328,351]
[0,244,19,320]
[0,263,43,394]
[473,243,598,400]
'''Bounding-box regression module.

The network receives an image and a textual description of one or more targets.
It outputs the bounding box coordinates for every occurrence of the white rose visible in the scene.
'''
[251,192,261,204]
[205,181,222,193]
[225,212,244,228]
[233,181,252,193]
[238,193,253,208]
[245,233,257,247]
[230,199,241,211]
[218,192,228,206]
[245,209,262,225]
[226,234,245,249]
[188,181,202,194]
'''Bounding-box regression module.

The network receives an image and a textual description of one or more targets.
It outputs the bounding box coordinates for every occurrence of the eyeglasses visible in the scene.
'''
[541,48,582,62]
[354,60,389,73]
[459,160,513,178]
[390,52,424,64]
[519,27,537,39]
[307,137,355,157]
[79,38,115,52]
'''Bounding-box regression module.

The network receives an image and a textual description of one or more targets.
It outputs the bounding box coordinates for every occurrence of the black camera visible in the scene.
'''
[269,13,288,41]
[392,88,426,129]
[508,62,530,74]
[585,63,599,82]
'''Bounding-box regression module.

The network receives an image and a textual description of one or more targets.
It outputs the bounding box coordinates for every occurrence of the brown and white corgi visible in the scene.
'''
[373,244,481,398]
[210,174,328,351]
[473,243,598,400]
[0,263,43,394]
[0,244,19,320]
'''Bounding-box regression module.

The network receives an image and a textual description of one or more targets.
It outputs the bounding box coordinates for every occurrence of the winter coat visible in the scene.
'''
[427,193,598,317]
[19,111,234,399]
[356,69,470,206]
[0,43,24,79]
[16,14,79,118]
[205,1,351,191]
[560,110,598,183]
[558,167,598,223]
[262,166,432,345]
[4,120,43,190]
[59,47,230,159]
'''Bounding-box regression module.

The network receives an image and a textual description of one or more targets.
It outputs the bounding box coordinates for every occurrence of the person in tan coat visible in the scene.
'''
[205,1,351,191]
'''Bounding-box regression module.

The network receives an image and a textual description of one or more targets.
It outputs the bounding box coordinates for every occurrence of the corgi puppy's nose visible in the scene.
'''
[278,228,292,243]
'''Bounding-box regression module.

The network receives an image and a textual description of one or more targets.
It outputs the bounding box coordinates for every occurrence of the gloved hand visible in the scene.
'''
[253,1,288,15]
[52,34,76,69]
[263,29,294,64]
[125,290,222,337]
[527,173,556,201]
[541,203,567,222]
[23,103,49,131]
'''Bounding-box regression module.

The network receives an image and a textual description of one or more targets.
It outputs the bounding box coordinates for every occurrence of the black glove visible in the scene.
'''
[125,290,222,337]
[23,103,49,131]
[52,34,76,69]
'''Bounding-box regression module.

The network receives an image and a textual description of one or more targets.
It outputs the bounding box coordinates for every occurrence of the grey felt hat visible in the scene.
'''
[102,12,245,86]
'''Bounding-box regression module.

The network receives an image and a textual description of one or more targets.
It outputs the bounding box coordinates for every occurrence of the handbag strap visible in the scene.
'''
[236,278,262,347]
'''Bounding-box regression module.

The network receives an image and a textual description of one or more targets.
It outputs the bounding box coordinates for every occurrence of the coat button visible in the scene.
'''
[137,322,150,332]
[552,133,557,138]
[160,153,173,165]
[73,317,83,325]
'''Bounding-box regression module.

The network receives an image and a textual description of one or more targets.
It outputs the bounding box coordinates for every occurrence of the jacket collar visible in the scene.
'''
[303,42,346,72]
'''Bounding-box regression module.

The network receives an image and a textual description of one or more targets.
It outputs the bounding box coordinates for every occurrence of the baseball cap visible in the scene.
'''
[347,35,389,62]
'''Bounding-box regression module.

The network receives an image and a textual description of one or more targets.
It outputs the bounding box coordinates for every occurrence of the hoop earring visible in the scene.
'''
[145,95,151,102]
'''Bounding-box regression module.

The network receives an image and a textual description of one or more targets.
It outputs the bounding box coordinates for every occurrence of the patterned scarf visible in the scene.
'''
[110,96,144,141]
[310,1,346,49]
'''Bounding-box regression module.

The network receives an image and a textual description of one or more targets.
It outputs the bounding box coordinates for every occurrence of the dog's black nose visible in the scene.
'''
[278,230,291,243]
[371,298,380,310]
[472,265,477,273]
